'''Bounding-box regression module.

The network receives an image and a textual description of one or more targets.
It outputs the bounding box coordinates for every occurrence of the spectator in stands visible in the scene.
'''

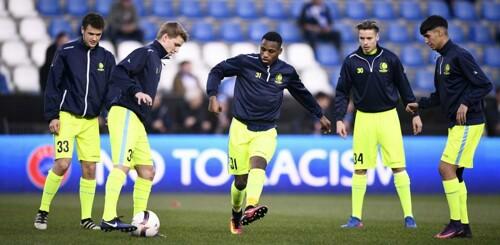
[39,32,69,92]
[145,92,173,134]
[485,87,500,136]
[293,92,334,134]
[177,90,215,134]
[106,0,144,44]
[297,0,341,52]
[172,60,203,97]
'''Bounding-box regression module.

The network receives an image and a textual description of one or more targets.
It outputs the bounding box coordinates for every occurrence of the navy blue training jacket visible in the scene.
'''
[335,45,417,121]
[44,38,116,121]
[206,53,323,131]
[106,40,167,123]
[419,40,493,128]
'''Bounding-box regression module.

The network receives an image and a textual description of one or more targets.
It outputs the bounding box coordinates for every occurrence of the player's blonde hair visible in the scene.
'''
[156,21,189,41]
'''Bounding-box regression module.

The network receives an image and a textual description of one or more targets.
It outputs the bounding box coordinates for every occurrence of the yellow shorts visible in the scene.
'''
[352,109,405,170]
[227,118,277,175]
[441,124,484,168]
[108,106,152,168]
[54,111,100,162]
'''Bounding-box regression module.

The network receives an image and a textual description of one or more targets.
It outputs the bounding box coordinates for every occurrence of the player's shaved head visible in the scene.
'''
[262,32,283,47]
[420,15,448,35]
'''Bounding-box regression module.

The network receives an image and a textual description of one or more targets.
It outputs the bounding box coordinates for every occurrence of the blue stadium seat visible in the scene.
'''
[264,0,288,20]
[315,44,340,66]
[191,21,216,42]
[278,22,302,43]
[140,20,157,42]
[208,0,232,19]
[400,1,422,20]
[291,0,305,18]
[95,0,113,16]
[484,46,500,67]
[388,23,410,43]
[180,0,204,17]
[342,42,359,58]
[453,1,477,20]
[471,24,493,44]
[374,1,396,20]
[329,67,341,89]
[133,0,147,16]
[428,1,450,19]
[248,21,270,42]
[414,25,425,42]
[415,69,435,92]
[334,22,355,42]
[48,18,74,38]
[482,1,500,21]
[37,0,62,16]
[66,0,89,16]
[0,73,9,95]
[447,23,467,43]
[151,0,175,17]
[428,51,440,64]
[401,46,425,67]
[346,1,368,19]
[236,0,259,19]
[463,45,482,64]
[221,22,244,42]
[326,2,342,20]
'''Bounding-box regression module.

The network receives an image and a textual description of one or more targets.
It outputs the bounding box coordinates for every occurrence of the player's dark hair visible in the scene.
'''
[420,15,448,35]
[262,32,283,47]
[356,20,379,33]
[82,13,105,30]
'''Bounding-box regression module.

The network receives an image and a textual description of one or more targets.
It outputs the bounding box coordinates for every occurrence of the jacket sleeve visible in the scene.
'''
[100,51,116,115]
[287,68,323,119]
[334,59,352,121]
[456,51,493,107]
[111,48,148,97]
[418,67,441,109]
[43,48,65,121]
[206,55,242,97]
[393,57,416,106]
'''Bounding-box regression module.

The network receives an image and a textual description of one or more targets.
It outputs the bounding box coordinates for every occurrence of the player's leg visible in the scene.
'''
[230,174,247,234]
[456,167,472,238]
[76,117,100,229]
[131,128,154,217]
[35,112,76,230]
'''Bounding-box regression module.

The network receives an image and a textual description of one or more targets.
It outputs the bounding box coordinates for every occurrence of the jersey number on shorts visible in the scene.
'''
[56,140,69,153]
[229,157,238,170]
[353,153,364,164]
[127,149,133,162]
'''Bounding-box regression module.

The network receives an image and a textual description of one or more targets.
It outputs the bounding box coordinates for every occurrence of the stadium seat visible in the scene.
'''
[151,0,175,17]
[203,42,230,68]
[0,65,11,90]
[415,69,435,93]
[48,18,74,38]
[482,1,500,21]
[208,0,232,19]
[95,0,113,16]
[388,22,411,43]
[287,43,317,71]
[278,22,302,43]
[401,45,425,67]
[20,17,50,43]
[484,46,500,67]
[315,44,340,66]
[463,44,482,64]
[133,0,147,16]
[329,67,341,89]
[447,22,467,43]
[248,21,270,42]
[453,1,477,20]
[140,19,157,42]
[427,1,450,19]
[428,51,440,64]
[346,1,368,19]
[180,0,204,18]
[221,21,245,42]
[36,0,62,16]
[13,65,40,94]
[471,24,493,44]
[236,0,259,19]
[98,40,116,59]
[66,0,89,16]
[31,41,50,67]
[301,66,333,95]
[0,18,19,41]
[400,0,422,20]
[0,0,7,17]
[342,42,359,58]
[117,40,142,61]
[0,72,9,94]
[326,1,342,20]
[334,22,355,42]
[191,21,216,42]
[291,0,305,18]
[230,42,257,57]
[374,0,397,20]
[172,42,202,63]
[264,0,288,20]
[8,0,37,18]
[1,41,30,66]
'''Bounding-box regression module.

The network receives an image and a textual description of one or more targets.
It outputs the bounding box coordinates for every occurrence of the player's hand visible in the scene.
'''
[412,115,423,135]
[135,92,153,106]
[49,119,60,135]
[406,102,419,114]
[319,116,332,134]
[208,96,222,114]
[336,120,347,138]
[456,104,468,125]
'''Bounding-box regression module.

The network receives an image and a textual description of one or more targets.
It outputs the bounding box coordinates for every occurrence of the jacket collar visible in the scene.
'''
[77,37,99,50]
[150,40,169,59]
[437,39,454,55]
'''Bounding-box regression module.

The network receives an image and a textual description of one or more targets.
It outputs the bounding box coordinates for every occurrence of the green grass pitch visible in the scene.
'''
[1,194,499,244]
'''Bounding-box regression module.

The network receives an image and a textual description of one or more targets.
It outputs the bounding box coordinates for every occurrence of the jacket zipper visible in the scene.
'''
[266,65,271,82]
[82,49,90,116]
[353,50,384,72]
[59,89,67,109]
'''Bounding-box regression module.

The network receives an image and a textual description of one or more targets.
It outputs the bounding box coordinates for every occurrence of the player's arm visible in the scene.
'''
[206,55,242,113]
[457,51,493,107]
[99,51,117,117]
[112,48,151,104]
[334,60,353,138]
[43,48,66,134]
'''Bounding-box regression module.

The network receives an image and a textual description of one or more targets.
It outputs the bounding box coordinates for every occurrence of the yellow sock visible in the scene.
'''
[133,177,153,216]
[79,178,96,220]
[102,168,126,221]
[246,169,266,207]
[459,181,469,224]
[443,178,461,221]
[394,171,413,218]
[231,181,246,212]
[39,170,63,212]
[352,174,367,219]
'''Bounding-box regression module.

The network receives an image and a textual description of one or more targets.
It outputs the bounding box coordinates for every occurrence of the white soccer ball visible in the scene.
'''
[130,210,160,237]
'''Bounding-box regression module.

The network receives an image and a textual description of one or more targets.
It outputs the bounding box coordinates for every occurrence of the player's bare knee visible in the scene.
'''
[81,161,96,179]
[392,167,405,173]
[234,175,248,190]
[354,169,367,175]
[53,158,71,175]
[137,166,155,180]
[250,156,267,170]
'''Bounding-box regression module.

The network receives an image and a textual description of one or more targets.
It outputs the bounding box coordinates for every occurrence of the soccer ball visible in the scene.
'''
[130,210,160,237]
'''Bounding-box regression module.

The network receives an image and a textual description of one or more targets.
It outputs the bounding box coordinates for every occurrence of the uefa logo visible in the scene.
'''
[26,145,70,189]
